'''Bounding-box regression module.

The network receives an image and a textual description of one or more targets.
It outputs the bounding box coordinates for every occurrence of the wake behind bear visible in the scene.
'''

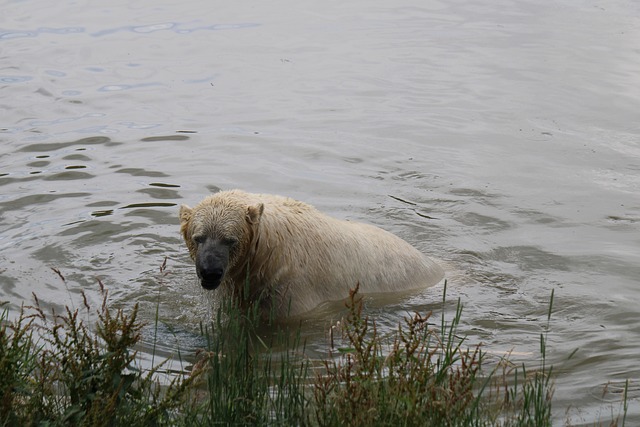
[179,190,444,318]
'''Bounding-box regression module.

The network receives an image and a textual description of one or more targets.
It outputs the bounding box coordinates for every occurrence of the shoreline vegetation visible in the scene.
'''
[0,263,629,426]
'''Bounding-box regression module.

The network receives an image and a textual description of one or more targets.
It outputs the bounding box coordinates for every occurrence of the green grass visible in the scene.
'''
[311,282,555,427]
[192,277,310,426]
[0,265,630,426]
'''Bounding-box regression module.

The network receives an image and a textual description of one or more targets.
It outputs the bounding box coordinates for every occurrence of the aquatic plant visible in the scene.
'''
[0,262,630,426]
[311,282,556,427]
[0,277,203,426]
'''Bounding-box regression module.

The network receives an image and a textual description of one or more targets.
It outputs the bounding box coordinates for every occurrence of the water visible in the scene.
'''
[1,0,639,422]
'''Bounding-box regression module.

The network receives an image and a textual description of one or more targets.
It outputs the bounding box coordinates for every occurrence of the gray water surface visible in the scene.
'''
[1,0,639,423]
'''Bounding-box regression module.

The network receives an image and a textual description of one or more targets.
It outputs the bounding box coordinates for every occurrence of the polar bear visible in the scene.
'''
[179,190,443,317]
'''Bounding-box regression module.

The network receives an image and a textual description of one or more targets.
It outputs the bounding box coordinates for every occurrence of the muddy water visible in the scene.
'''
[1,0,639,423]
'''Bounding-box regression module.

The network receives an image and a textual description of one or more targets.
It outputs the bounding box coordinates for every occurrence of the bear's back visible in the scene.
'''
[249,194,444,315]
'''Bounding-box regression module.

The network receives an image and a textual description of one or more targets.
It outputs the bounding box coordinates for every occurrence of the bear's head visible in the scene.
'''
[179,194,264,291]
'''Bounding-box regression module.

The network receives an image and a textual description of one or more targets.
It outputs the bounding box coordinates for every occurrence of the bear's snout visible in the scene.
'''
[198,264,225,290]
[195,238,230,290]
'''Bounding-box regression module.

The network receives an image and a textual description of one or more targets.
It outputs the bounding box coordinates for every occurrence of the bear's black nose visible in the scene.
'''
[199,266,224,290]
[195,238,230,291]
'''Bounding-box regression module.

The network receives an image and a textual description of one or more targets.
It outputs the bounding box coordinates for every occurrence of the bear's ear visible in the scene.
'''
[179,204,193,226]
[246,203,264,225]
[179,205,193,241]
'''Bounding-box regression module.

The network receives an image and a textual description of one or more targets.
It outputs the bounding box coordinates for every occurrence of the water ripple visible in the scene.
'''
[0,75,32,83]
[0,26,85,40]
[1,21,258,41]
[90,21,259,37]
[97,82,163,92]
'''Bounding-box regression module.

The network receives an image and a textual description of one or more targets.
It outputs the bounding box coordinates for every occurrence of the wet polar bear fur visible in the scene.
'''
[179,190,444,318]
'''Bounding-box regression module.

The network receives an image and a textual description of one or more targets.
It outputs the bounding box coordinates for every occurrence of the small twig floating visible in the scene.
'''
[413,209,439,220]
[387,194,417,206]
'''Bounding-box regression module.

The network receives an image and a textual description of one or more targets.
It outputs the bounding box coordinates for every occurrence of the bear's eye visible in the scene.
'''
[222,237,238,247]
[193,235,206,245]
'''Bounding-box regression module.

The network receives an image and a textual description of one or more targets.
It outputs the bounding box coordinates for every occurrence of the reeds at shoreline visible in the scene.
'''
[0,264,629,426]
